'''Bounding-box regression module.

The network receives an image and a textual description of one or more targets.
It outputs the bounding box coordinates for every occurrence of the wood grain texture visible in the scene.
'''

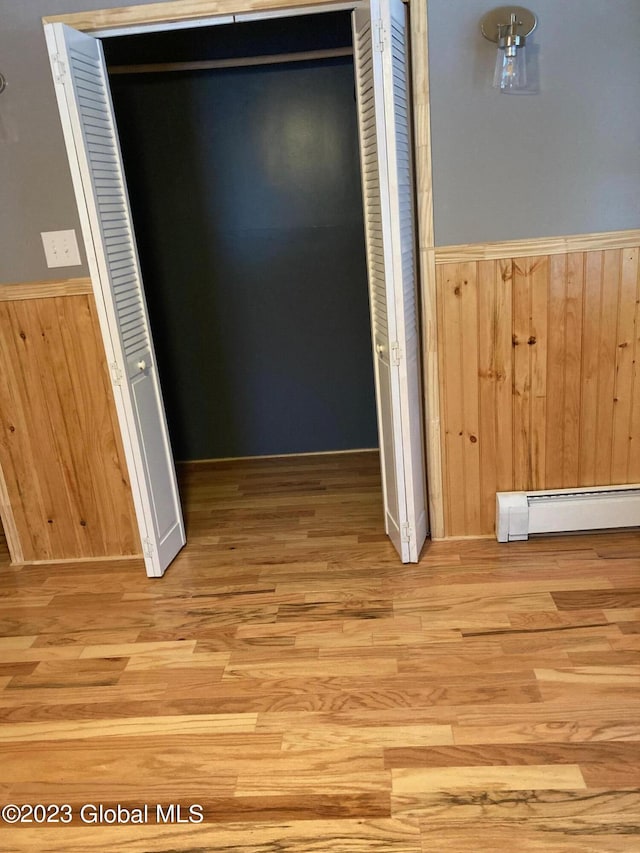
[0,458,22,564]
[477,259,513,533]
[0,278,92,302]
[435,229,640,263]
[0,453,638,851]
[437,244,640,536]
[512,256,534,491]
[0,293,140,562]
[43,0,345,30]
[438,262,469,536]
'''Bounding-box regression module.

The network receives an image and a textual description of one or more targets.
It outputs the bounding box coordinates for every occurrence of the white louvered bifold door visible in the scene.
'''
[352,0,428,562]
[45,23,185,577]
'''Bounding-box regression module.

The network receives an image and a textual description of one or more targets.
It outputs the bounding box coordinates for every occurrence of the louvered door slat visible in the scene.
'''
[47,22,185,577]
[352,0,427,562]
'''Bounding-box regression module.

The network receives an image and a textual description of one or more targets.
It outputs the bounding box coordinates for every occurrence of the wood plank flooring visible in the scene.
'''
[0,450,638,851]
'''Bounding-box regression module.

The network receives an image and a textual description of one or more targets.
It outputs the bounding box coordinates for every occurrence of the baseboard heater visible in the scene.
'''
[496,485,640,542]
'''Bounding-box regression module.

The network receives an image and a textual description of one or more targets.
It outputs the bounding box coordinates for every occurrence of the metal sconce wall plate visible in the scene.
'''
[480,6,537,43]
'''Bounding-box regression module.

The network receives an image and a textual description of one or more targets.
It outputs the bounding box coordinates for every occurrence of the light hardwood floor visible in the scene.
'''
[0,451,638,851]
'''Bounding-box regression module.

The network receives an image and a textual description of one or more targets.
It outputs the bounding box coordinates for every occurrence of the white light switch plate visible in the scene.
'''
[41,229,82,268]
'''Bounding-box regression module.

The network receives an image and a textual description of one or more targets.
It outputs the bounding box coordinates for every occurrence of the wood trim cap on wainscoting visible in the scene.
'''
[0,278,93,302]
[435,229,640,264]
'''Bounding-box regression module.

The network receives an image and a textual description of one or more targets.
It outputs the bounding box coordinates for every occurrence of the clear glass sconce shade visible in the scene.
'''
[493,45,527,92]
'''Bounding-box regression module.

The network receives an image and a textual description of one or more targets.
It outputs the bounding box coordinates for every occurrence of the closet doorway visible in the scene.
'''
[44,0,428,577]
[104,13,378,464]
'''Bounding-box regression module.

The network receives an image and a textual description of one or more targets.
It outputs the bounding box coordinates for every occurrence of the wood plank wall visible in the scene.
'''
[436,241,640,537]
[0,281,141,562]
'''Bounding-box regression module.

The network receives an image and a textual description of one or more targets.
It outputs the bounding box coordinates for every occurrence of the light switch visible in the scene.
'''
[41,229,82,268]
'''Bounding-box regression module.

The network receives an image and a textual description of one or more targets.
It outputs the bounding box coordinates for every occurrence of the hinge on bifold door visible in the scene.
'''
[374,20,385,52]
[52,54,67,83]
[110,362,123,386]
[401,523,412,544]
[143,537,154,558]
[391,342,402,366]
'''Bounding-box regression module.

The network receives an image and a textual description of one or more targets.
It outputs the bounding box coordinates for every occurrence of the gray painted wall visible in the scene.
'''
[428,0,640,246]
[0,0,171,283]
[1,0,639,281]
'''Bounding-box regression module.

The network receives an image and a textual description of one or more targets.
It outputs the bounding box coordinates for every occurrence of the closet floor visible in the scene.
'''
[0,450,638,852]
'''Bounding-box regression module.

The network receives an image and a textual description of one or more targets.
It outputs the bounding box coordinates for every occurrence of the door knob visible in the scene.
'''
[137,359,147,372]
[376,344,386,355]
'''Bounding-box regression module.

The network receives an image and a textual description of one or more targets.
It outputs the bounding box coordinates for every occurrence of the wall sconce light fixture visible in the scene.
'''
[481,6,537,93]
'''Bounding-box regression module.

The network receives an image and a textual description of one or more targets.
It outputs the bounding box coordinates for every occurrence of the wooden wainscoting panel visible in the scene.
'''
[512,257,533,490]
[477,260,499,535]
[579,252,607,485]
[438,263,481,536]
[460,263,482,536]
[436,239,640,537]
[540,251,586,490]
[511,256,551,491]
[624,249,640,481]
[0,293,140,562]
[476,259,513,535]
[529,257,549,491]
[595,251,622,483]
[545,253,567,489]
[560,252,584,486]
[611,248,640,482]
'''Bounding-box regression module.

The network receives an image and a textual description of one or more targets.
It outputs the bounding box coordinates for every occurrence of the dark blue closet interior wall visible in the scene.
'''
[109,53,378,460]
